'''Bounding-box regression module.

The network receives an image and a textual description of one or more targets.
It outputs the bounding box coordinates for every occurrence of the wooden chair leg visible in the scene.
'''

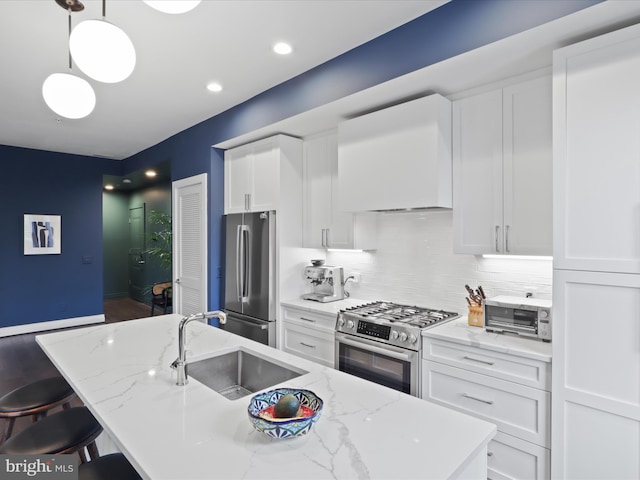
[78,447,89,464]
[86,441,100,461]
[33,411,47,422]
[1,418,15,444]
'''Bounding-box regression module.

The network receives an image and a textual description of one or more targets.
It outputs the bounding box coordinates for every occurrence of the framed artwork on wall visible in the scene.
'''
[24,214,61,255]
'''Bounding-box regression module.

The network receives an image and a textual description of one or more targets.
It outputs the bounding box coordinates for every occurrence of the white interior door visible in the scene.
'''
[172,173,208,316]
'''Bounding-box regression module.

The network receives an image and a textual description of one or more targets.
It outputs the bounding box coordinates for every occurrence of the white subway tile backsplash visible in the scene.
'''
[324,210,552,314]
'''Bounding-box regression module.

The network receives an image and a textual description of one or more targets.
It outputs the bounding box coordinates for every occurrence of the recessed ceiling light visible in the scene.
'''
[145,170,157,177]
[207,82,222,93]
[122,178,132,184]
[104,184,114,190]
[273,42,292,55]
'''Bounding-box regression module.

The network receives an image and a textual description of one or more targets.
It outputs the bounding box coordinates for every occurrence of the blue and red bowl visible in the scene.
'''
[247,388,323,439]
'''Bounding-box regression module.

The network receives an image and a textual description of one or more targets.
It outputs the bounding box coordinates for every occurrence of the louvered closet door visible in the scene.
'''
[172,174,208,316]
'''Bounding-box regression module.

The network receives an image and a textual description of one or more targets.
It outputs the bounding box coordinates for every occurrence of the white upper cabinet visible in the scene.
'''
[337,94,452,212]
[303,131,377,250]
[453,74,552,256]
[554,27,640,274]
[224,135,301,214]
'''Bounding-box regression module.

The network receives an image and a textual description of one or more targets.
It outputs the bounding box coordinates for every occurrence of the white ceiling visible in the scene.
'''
[0,0,445,160]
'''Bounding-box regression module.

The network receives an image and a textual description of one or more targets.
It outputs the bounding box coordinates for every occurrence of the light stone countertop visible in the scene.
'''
[423,317,552,363]
[37,314,495,480]
[280,297,370,316]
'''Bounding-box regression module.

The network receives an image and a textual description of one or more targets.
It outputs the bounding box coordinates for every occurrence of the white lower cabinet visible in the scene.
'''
[422,336,551,480]
[281,306,335,367]
[488,432,550,480]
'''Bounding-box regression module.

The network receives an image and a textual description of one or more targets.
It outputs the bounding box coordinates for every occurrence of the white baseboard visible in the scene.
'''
[0,314,105,338]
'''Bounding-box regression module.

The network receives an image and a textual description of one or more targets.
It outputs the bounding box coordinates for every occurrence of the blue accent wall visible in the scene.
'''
[0,145,120,328]
[1,0,602,330]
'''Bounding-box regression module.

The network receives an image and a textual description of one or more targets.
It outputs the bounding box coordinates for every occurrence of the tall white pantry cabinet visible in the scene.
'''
[552,24,640,480]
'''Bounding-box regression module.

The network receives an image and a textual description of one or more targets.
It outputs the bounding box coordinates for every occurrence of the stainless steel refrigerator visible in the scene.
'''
[221,211,276,346]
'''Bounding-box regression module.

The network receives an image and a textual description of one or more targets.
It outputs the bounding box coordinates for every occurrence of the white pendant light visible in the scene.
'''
[42,0,96,119]
[42,73,96,119]
[70,1,136,83]
[143,1,201,14]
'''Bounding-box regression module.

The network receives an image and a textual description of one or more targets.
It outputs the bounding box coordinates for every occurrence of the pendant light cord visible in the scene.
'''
[67,8,72,69]
[102,0,106,19]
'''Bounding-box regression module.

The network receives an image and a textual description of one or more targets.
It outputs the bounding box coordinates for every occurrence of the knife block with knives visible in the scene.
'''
[465,284,485,327]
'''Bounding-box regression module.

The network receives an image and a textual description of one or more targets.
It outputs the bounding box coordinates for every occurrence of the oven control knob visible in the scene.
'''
[399,332,408,342]
[337,318,345,328]
[390,330,399,340]
[346,320,355,330]
[539,310,549,319]
[408,334,417,344]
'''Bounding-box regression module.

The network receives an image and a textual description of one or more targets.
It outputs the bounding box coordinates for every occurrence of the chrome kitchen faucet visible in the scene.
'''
[171,311,227,386]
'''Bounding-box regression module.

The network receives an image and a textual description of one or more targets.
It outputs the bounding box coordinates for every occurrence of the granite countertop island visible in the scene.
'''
[37,314,495,480]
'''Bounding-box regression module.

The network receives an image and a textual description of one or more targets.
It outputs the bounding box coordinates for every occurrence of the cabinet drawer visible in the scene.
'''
[423,338,550,390]
[282,322,335,367]
[282,306,336,331]
[488,431,550,480]
[423,362,550,447]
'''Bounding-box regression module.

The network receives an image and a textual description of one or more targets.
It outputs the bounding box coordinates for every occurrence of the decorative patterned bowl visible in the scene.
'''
[247,388,323,439]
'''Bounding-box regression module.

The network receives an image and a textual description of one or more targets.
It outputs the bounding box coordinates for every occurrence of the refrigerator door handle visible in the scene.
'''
[241,225,251,302]
[236,225,249,302]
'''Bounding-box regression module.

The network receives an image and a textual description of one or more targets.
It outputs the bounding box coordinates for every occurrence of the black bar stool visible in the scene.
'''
[79,453,142,480]
[0,376,75,444]
[0,406,102,463]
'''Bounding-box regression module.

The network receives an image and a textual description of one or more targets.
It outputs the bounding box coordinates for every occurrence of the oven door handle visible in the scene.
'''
[336,334,415,362]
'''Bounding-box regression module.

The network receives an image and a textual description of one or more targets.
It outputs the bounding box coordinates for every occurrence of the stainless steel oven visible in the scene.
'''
[335,302,459,397]
[335,332,419,396]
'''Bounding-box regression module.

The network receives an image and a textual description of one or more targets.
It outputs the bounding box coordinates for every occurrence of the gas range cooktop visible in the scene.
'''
[336,301,459,350]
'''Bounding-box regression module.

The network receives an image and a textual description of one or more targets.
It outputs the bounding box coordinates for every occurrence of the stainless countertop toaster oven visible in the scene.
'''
[484,295,552,342]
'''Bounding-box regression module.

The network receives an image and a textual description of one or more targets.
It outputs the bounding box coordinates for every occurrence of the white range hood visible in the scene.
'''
[337,94,452,212]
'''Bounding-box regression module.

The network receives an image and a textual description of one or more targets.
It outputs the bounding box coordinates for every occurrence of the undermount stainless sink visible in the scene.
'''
[187,349,308,400]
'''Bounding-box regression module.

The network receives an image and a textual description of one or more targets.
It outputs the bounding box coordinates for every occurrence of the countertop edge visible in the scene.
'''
[423,317,552,363]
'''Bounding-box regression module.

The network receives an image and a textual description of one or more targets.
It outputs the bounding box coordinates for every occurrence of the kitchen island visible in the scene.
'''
[36,314,495,479]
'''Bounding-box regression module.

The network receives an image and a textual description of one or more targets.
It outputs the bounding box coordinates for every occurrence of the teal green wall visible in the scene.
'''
[130,184,172,295]
[103,192,129,299]
[102,182,171,301]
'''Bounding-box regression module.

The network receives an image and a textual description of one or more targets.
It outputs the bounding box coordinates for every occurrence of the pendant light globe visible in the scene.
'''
[42,73,96,119]
[143,1,201,14]
[70,19,136,83]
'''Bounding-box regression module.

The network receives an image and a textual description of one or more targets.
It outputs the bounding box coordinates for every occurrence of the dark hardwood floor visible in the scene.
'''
[0,297,160,443]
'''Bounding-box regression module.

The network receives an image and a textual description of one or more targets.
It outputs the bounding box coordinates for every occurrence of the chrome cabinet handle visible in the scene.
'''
[495,225,500,252]
[321,229,326,247]
[463,355,495,366]
[505,225,510,253]
[299,317,316,323]
[300,342,316,349]
[326,228,331,248]
[462,393,494,405]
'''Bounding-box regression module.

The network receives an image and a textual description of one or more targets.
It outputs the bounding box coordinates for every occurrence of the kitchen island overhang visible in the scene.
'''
[36,314,495,479]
